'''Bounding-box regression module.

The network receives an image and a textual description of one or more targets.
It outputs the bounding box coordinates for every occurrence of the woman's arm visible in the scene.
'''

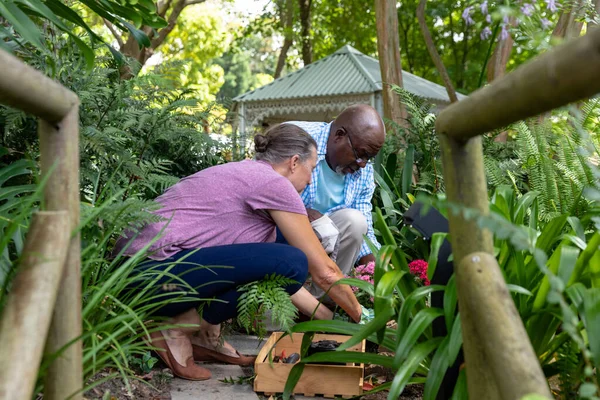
[290,287,333,320]
[269,210,362,322]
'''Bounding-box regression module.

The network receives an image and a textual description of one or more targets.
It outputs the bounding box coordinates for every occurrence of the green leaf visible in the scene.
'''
[0,1,44,49]
[337,307,394,351]
[331,277,374,296]
[401,144,415,199]
[282,362,305,400]
[375,269,406,303]
[397,285,445,340]
[536,214,568,253]
[299,350,395,368]
[427,233,447,281]
[289,320,396,350]
[583,288,600,368]
[507,284,533,297]
[514,191,540,225]
[387,338,443,400]
[423,317,462,400]
[121,20,151,47]
[579,383,597,398]
[15,0,95,68]
[393,308,444,368]
[443,275,457,332]
[450,368,467,400]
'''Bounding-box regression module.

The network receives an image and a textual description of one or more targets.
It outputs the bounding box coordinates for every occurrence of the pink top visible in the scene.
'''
[117,160,307,260]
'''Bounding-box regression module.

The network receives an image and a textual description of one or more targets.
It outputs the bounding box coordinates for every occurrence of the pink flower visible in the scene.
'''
[355,261,375,276]
[408,259,430,286]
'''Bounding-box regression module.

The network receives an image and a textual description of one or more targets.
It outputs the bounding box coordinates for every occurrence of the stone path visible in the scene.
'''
[170,334,265,400]
[169,333,322,400]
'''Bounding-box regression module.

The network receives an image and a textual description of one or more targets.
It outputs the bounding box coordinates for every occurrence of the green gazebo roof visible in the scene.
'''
[233,45,466,104]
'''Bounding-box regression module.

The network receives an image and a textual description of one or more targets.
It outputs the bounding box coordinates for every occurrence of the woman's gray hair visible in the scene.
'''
[254,123,317,164]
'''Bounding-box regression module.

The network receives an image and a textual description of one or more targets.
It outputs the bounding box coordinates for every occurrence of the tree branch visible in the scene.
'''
[151,0,198,50]
[103,18,124,49]
[157,0,173,17]
[417,0,458,102]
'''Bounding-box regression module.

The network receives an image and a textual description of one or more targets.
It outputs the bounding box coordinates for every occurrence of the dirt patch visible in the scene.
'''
[84,368,173,400]
[361,383,423,400]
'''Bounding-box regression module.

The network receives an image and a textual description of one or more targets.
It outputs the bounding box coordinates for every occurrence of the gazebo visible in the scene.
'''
[231,45,466,152]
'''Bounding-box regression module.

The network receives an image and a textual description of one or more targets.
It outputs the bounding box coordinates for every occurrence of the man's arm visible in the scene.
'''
[269,210,362,322]
[353,166,381,263]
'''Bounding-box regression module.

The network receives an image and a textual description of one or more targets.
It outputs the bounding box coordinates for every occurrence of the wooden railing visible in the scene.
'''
[0,50,82,400]
[436,28,600,399]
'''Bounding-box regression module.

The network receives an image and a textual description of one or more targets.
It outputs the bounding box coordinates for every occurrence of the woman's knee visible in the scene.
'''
[270,245,309,292]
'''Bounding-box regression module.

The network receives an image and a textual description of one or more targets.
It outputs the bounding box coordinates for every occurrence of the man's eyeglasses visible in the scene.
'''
[344,127,373,164]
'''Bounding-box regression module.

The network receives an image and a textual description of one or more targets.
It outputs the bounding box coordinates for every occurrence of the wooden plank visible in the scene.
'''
[254,332,365,396]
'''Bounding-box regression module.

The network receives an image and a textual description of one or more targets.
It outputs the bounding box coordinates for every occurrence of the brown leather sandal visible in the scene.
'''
[149,330,212,381]
[192,344,256,366]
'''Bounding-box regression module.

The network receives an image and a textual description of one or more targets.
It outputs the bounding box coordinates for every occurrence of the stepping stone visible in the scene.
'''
[224,333,267,356]
[170,364,258,400]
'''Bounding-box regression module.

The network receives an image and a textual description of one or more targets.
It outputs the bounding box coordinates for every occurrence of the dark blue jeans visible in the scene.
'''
[134,243,308,324]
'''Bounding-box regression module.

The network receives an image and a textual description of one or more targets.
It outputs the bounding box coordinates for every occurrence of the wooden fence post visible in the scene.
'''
[438,134,502,399]
[0,212,69,400]
[40,106,83,400]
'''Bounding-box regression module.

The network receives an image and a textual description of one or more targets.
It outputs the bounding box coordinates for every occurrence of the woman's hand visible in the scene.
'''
[269,209,362,322]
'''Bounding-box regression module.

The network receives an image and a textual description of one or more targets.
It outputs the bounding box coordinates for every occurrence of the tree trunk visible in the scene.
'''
[486,17,516,142]
[298,0,312,65]
[552,0,585,39]
[416,0,458,103]
[591,0,600,30]
[275,0,294,78]
[375,0,409,131]
[117,0,206,79]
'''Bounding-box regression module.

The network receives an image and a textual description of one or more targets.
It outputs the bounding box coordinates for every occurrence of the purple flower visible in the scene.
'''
[462,6,475,26]
[486,14,492,23]
[545,0,557,12]
[480,1,488,15]
[481,26,492,40]
[521,3,534,16]
[541,18,551,29]
[500,24,510,41]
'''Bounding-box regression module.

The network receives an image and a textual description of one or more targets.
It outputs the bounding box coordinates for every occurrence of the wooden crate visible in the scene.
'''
[254,332,365,398]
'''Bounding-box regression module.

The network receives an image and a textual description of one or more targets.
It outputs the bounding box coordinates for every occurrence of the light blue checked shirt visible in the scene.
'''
[286,121,381,260]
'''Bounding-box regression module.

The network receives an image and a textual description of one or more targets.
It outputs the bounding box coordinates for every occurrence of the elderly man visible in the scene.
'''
[285,104,386,299]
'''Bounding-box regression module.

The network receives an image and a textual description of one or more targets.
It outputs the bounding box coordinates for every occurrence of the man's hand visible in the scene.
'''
[306,208,323,222]
[358,254,376,266]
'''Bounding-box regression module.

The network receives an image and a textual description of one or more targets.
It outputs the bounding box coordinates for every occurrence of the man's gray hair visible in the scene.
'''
[254,124,317,164]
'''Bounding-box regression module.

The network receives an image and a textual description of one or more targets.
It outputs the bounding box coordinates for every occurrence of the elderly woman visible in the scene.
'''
[116,124,362,381]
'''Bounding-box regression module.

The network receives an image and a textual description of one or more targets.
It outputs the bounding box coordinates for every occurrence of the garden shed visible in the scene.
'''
[231,44,467,151]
